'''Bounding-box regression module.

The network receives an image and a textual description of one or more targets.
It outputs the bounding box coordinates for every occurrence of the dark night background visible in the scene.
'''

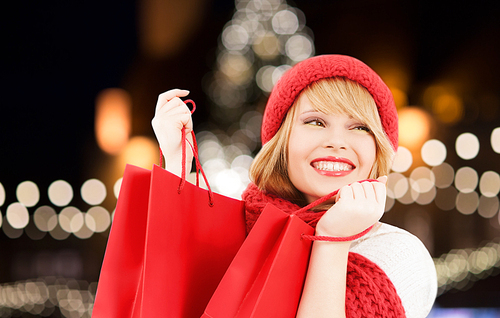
[1,0,500,314]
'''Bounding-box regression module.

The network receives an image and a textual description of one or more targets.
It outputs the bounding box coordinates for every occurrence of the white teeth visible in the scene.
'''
[313,161,353,171]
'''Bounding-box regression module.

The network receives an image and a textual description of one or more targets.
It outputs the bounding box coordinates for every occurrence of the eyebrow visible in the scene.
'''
[300,109,355,120]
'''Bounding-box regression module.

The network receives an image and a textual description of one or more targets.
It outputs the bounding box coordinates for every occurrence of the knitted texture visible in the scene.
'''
[242,183,406,317]
[346,253,406,317]
[261,54,399,150]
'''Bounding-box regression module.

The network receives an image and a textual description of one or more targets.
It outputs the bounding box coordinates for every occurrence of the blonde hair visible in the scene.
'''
[250,77,395,206]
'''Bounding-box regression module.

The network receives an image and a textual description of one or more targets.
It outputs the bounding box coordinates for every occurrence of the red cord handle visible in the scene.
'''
[296,179,379,242]
[302,225,374,242]
[159,99,214,207]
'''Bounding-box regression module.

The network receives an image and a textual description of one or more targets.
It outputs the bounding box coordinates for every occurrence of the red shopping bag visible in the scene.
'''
[93,164,151,318]
[202,203,315,318]
[94,127,247,317]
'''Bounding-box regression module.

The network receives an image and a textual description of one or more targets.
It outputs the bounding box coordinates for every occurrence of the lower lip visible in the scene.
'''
[313,168,353,177]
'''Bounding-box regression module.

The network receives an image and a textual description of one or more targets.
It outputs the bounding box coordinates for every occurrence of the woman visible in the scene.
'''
[152,55,437,317]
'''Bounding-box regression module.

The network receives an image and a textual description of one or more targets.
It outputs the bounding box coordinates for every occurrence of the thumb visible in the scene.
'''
[377,175,388,185]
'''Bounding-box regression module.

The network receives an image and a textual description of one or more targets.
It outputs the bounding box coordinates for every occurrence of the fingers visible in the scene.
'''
[155,89,190,113]
[339,178,387,204]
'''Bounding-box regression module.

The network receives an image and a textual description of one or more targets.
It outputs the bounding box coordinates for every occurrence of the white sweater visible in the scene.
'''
[350,222,437,318]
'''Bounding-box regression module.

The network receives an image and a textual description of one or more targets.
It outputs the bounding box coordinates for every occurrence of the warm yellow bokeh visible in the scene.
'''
[118,136,159,170]
[398,106,433,151]
[95,88,132,155]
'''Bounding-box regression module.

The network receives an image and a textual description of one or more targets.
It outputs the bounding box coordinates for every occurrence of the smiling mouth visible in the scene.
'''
[312,161,354,172]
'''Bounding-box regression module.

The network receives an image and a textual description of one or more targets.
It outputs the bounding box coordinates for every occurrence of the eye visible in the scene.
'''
[353,125,371,133]
[304,118,325,127]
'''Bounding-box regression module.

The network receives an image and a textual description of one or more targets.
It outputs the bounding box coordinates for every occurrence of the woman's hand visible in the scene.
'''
[151,89,193,178]
[315,176,388,238]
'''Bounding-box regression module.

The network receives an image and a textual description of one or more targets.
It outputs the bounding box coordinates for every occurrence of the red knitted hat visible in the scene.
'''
[261,55,399,150]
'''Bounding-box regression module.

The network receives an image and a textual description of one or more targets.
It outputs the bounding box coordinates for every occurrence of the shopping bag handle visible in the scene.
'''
[159,99,214,207]
[296,179,378,242]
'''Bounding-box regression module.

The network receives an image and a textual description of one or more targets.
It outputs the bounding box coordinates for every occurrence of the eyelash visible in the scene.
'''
[353,125,371,133]
[304,118,325,127]
[304,118,371,133]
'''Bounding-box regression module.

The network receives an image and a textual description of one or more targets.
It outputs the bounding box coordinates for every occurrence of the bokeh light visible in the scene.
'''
[421,139,447,166]
[456,191,479,215]
[478,196,499,219]
[59,207,82,233]
[48,180,74,207]
[0,182,5,207]
[479,171,500,197]
[455,167,478,193]
[398,107,432,150]
[491,127,500,153]
[285,34,314,62]
[86,206,111,233]
[391,146,412,173]
[431,92,464,124]
[49,222,71,240]
[409,166,435,193]
[222,24,249,51]
[95,88,132,155]
[113,178,123,199]
[6,203,30,229]
[387,173,408,199]
[2,215,23,239]
[219,51,253,85]
[16,181,40,208]
[81,179,107,206]
[272,9,299,34]
[435,187,458,211]
[432,163,455,189]
[252,32,280,60]
[119,136,158,170]
[456,132,480,160]
[256,65,277,93]
[33,206,58,232]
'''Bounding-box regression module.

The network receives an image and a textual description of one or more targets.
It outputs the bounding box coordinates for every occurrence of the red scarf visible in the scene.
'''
[242,183,406,317]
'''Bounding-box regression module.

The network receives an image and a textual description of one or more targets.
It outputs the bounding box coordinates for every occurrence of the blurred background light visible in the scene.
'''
[391,146,413,173]
[80,179,106,206]
[113,178,123,199]
[272,9,299,34]
[432,92,464,125]
[33,206,57,232]
[16,181,40,208]
[95,88,132,155]
[285,34,314,61]
[0,182,5,207]
[256,65,277,93]
[387,173,408,199]
[491,127,500,153]
[59,207,82,234]
[252,31,280,60]
[421,139,447,167]
[48,180,74,207]
[435,187,458,211]
[477,196,499,219]
[118,136,158,170]
[86,206,111,233]
[410,166,435,193]
[479,171,500,197]
[398,107,432,150]
[432,163,455,189]
[455,167,478,193]
[6,203,29,230]
[456,191,479,215]
[222,24,250,51]
[456,132,480,160]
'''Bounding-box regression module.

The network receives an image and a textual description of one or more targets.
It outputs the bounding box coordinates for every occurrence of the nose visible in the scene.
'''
[324,129,347,150]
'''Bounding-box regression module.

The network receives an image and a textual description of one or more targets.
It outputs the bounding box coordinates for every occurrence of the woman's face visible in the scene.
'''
[287,93,377,204]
